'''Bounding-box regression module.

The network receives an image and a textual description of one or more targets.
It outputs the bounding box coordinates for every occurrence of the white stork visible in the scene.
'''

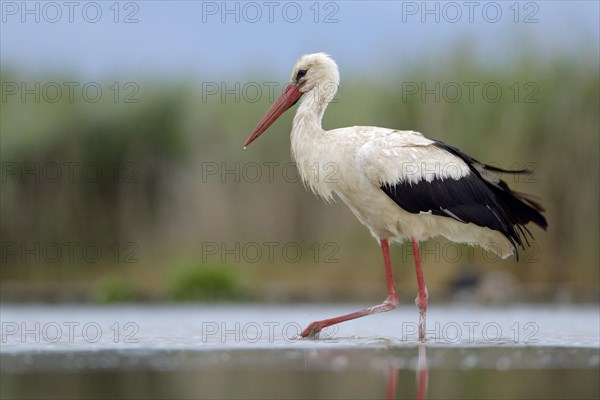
[243,53,547,341]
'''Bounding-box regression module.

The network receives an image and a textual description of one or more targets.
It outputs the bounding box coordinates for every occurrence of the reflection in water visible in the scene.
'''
[2,346,598,399]
[417,345,428,400]
[386,344,429,400]
[387,365,398,400]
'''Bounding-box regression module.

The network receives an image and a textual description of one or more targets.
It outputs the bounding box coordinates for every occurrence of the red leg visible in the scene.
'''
[300,239,399,338]
[411,239,428,342]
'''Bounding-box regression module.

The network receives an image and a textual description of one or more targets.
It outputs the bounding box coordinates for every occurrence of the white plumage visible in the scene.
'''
[292,124,512,256]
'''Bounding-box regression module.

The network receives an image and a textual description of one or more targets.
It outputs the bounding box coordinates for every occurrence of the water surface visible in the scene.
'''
[1,304,598,399]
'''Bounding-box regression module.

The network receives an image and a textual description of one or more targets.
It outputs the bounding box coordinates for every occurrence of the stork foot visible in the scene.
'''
[298,239,400,340]
[300,321,321,339]
[415,287,429,342]
[418,312,427,342]
[414,286,429,312]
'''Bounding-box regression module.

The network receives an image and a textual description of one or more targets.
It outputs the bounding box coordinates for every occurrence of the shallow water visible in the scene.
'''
[1,304,599,399]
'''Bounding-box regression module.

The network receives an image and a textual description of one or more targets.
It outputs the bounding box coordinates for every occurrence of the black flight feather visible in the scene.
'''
[380,140,547,256]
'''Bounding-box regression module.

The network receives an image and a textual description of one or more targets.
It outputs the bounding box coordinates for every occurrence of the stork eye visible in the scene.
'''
[296,69,308,81]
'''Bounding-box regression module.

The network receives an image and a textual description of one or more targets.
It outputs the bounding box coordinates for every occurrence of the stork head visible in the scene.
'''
[289,52,340,94]
[244,53,339,147]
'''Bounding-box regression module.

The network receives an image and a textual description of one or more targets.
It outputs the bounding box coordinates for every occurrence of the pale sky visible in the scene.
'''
[1,1,598,80]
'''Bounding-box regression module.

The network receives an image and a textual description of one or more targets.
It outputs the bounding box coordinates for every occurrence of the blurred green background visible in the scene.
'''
[1,2,599,306]
[0,1,600,303]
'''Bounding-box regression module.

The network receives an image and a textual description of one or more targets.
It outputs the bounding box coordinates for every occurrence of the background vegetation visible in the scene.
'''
[1,50,598,304]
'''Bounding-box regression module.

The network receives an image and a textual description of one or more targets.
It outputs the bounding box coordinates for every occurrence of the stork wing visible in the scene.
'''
[356,131,547,250]
[357,131,471,185]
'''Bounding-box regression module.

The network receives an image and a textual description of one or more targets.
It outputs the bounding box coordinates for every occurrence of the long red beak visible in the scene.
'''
[244,83,304,148]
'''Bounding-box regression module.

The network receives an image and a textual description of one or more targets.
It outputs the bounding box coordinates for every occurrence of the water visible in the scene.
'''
[1,304,599,399]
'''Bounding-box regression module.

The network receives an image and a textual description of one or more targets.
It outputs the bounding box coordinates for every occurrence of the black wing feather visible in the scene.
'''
[380,140,547,254]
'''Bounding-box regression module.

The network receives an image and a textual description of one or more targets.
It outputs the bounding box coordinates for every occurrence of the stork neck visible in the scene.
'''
[292,86,333,135]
